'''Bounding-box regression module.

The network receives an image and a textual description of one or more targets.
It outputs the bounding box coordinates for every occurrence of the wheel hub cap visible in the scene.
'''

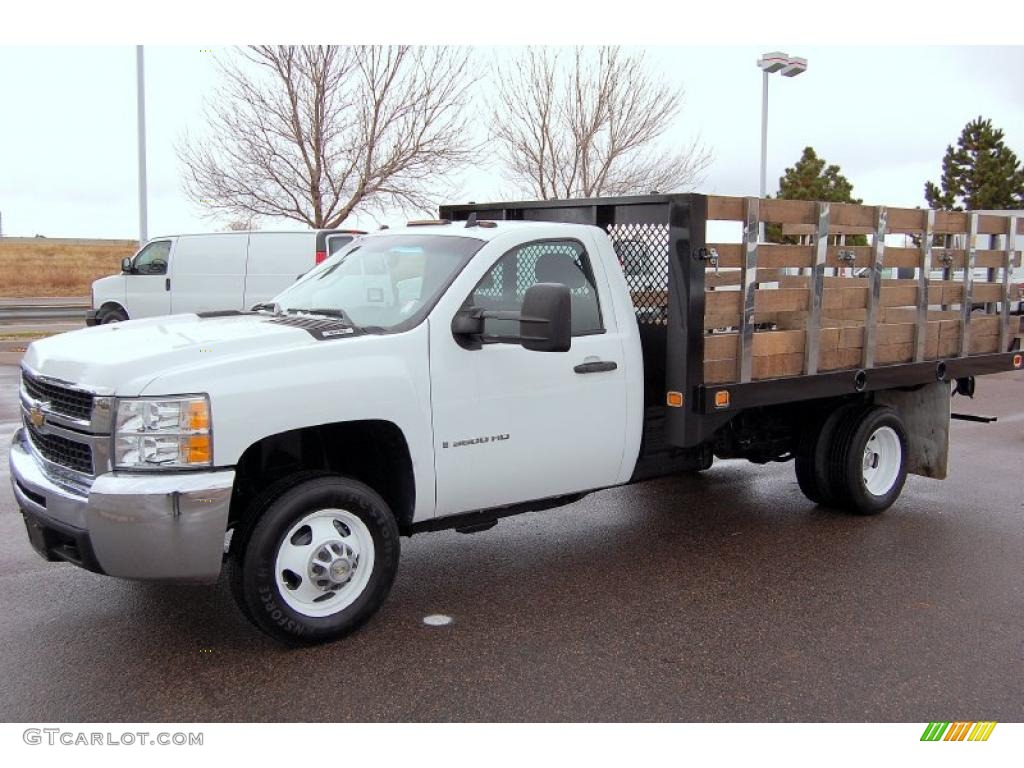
[274,509,376,618]
[861,426,901,496]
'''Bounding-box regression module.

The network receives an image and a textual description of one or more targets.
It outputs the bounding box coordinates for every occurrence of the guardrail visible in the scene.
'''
[0,302,89,322]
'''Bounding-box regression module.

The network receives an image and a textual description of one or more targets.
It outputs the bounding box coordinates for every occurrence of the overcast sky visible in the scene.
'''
[0,45,1022,240]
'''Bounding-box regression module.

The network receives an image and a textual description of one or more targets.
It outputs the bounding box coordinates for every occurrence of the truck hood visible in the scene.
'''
[23,313,332,395]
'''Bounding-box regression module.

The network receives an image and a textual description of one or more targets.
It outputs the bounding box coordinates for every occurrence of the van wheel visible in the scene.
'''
[794,403,857,506]
[228,474,400,645]
[99,306,128,324]
[827,406,908,515]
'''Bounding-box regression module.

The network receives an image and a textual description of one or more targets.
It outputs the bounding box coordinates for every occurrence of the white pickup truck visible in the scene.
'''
[10,195,1023,644]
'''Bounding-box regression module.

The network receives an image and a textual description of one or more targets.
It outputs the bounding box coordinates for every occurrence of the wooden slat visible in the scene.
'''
[704,268,784,288]
[709,243,1018,270]
[705,195,1024,235]
[703,318,1004,384]
[700,288,1017,329]
[705,288,809,316]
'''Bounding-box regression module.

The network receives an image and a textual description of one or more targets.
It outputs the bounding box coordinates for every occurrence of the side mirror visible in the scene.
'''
[121,257,133,274]
[450,282,572,352]
[520,283,571,352]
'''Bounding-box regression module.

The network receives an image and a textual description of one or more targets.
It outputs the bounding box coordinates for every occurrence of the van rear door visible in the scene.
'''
[169,234,248,314]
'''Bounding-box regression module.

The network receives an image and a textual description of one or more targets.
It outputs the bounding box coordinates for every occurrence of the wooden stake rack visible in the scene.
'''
[689,197,1023,385]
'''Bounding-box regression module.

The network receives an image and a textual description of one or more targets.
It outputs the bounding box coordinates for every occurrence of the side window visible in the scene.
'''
[466,239,603,339]
[133,240,171,275]
[327,235,353,256]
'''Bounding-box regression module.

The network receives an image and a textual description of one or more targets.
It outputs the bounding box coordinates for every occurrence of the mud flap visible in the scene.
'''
[876,382,950,480]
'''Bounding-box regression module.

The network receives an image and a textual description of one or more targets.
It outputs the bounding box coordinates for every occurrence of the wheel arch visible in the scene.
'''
[98,301,129,319]
[229,419,416,532]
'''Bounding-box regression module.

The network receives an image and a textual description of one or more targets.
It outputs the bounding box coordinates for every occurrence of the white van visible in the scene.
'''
[87,229,364,324]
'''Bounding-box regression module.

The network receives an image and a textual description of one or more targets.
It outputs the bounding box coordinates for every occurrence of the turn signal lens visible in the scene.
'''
[188,400,211,431]
[666,391,684,407]
[186,435,212,463]
[714,390,731,409]
[1013,353,1023,369]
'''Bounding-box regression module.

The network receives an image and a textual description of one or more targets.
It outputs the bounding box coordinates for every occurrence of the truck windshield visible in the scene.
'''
[271,234,484,330]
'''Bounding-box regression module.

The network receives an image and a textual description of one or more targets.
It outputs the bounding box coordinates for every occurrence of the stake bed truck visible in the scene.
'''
[10,195,1023,643]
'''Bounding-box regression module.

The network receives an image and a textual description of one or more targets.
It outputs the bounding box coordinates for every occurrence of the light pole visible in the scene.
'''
[136,45,148,244]
[757,51,807,241]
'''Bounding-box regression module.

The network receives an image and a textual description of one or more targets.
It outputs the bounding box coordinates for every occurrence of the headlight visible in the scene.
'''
[113,395,212,469]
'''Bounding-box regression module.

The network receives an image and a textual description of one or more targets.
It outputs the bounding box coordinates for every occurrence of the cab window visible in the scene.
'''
[467,239,603,339]
[133,240,171,275]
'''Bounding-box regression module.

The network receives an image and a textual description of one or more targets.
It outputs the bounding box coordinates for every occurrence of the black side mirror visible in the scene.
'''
[520,283,571,352]
[121,257,133,274]
[451,282,572,352]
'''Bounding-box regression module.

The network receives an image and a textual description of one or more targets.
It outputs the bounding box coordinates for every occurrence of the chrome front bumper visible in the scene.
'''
[9,428,234,583]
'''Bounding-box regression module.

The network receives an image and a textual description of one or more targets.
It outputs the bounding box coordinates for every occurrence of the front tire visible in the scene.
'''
[98,306,128,324]
[229,475,400,645]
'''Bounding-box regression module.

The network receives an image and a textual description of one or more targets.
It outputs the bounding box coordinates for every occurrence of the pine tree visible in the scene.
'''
[769,147,864,244]
[925,117,1024,211]
[777,146,862,204]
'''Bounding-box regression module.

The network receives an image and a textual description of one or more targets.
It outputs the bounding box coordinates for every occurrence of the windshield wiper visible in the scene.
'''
[252,301,283,314]
[286,307,358,327]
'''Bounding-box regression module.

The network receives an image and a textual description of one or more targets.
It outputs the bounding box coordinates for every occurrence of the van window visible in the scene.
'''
[327,234,354,256]
[133,240,171,275]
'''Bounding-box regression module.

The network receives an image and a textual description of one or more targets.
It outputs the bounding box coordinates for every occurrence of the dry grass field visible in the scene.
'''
[0,238,137,298]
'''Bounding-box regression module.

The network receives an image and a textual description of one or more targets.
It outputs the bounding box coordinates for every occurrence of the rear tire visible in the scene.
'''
[827,405,908,515]
[794,403,857,506]
[228,474,400,645]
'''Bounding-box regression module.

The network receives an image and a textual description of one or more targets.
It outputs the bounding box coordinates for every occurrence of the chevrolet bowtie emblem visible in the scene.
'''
[28,406,45,428]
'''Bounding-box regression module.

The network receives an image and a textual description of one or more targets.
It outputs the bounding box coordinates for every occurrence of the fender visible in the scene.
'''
[140,322,437,522]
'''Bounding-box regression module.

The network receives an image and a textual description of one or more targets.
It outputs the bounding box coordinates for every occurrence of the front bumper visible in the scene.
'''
[9,428,234,583]
[85,309,101,326]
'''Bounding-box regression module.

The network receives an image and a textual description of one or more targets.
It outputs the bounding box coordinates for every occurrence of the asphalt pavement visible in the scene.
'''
[0,362,1022,722]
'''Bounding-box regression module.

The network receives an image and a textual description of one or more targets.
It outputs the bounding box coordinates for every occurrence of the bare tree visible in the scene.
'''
[492,47,711,199]
[221,216,260,231]
[179,46,478,228]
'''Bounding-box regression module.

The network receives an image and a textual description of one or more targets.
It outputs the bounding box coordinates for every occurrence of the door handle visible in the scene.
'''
[574,360,617,374]
[165,278,171,291]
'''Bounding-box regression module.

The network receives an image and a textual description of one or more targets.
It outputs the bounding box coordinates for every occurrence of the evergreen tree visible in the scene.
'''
[925,117,1024,211]
[769,147,864,244]
[777,146,862,204]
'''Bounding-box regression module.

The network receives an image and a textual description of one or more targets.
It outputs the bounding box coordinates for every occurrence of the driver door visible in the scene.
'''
[125,239,173,319]
[429,234,630,517]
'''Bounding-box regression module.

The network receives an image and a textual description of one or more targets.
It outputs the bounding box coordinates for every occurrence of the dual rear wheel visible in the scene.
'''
[795,404,908,515]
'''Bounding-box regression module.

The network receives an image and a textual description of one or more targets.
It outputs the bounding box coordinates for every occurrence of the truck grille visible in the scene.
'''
[27,423,94,475]
[22,371,94,422]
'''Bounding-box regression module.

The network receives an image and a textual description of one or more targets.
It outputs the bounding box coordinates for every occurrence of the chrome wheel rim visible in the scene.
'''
[274,509,375,617]
[861,426,901,496]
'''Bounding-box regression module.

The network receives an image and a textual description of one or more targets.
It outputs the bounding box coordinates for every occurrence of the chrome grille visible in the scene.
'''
[26,423,94,475]
[22,370,94,422]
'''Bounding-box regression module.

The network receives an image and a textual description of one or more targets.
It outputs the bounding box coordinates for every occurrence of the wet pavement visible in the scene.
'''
[1,363,1022,722]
